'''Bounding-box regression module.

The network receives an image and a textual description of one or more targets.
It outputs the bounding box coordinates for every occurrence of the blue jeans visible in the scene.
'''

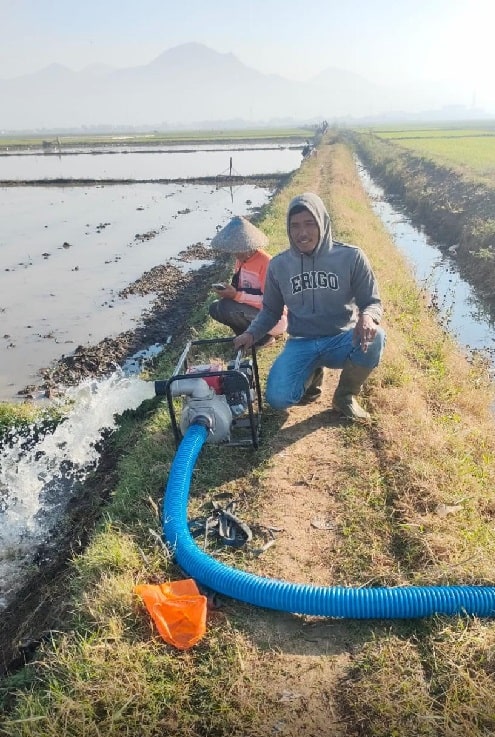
[265,328,386,409]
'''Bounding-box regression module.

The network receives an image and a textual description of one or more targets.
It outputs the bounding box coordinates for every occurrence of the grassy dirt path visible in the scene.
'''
[195,145,382,736]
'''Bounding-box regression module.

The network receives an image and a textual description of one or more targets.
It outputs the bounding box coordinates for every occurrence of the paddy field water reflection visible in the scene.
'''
[0,181,274,399]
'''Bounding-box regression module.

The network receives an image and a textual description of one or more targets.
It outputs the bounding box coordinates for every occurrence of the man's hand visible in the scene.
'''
[213,284,237,300]
[233,332,255,351]
[353,312,377,353]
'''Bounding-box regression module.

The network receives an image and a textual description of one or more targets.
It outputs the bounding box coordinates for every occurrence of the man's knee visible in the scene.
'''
[265,389,292,410]
[266,379,296,410]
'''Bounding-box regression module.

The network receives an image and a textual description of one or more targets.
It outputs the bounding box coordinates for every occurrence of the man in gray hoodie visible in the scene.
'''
[233,192,385,422]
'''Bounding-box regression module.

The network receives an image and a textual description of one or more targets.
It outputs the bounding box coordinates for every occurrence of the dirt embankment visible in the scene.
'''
[0,137,308,154]
[348,131,495,310]
[0,175,287,188]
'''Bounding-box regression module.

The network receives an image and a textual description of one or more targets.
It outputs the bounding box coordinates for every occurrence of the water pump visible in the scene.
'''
[155,337,262,448]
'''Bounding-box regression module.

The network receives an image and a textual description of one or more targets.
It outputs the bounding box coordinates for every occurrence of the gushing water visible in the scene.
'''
[0,370,157,610]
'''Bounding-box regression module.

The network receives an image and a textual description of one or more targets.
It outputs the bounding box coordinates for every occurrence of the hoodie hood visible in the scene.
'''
[286,192,332,255]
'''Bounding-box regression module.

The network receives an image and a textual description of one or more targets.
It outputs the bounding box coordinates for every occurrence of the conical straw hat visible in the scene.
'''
[210,216,268,253]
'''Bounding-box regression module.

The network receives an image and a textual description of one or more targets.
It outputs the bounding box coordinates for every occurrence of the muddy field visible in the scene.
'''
[0,161,290,672]
[0,146,294,670]
[0,168,289,400]
[20,241,230,397]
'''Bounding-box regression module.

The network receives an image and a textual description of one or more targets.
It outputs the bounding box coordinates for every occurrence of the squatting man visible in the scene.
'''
[233,192,385,422]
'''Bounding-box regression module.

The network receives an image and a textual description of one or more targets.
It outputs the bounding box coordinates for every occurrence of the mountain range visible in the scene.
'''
[0,43,490,132]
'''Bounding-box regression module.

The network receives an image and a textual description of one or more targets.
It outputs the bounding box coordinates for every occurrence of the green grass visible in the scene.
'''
[0,128,313,149]
[386,136,495,177]
[363,126,495,182]
[373,127,495,139]
[0,401,63,443]
[359,121,495,135]
[0,402,43,432]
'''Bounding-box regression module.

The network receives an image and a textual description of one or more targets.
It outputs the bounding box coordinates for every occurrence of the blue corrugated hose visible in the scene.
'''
[163,423,495,618]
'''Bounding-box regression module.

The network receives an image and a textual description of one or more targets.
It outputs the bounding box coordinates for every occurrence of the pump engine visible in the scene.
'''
[155,337,262,448]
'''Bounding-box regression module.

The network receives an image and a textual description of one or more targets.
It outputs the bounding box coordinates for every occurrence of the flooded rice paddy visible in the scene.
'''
[0,142,301,399]
[0,145,302,181]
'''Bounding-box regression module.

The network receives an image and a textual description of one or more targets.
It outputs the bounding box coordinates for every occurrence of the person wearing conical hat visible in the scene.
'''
[209,216,287,347]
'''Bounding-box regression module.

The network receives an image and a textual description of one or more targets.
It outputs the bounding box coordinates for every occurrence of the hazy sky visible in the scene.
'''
[1,0,494,108]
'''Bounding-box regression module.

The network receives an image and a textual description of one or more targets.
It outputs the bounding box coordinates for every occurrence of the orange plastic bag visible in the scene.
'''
[134,578,207,650]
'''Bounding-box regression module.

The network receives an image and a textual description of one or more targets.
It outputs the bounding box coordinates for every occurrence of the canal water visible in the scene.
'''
[356,160,495,374]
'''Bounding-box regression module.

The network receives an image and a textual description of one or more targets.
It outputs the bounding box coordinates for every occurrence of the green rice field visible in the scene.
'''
[0,127,312,149]
[370,126,495,183]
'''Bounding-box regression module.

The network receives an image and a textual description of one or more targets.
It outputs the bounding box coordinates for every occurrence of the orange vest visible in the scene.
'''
[233,250,287,336]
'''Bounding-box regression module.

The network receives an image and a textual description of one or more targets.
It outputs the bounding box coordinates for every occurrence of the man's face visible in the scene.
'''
[289,210,320,254]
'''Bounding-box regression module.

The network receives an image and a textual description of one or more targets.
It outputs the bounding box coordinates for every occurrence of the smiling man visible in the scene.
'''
[233,192,385,422]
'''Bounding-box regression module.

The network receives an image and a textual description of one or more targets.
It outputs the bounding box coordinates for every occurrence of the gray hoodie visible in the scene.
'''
[246,192,382,341]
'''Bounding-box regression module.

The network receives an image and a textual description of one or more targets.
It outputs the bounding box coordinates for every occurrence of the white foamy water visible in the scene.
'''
[0,370,157,609]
